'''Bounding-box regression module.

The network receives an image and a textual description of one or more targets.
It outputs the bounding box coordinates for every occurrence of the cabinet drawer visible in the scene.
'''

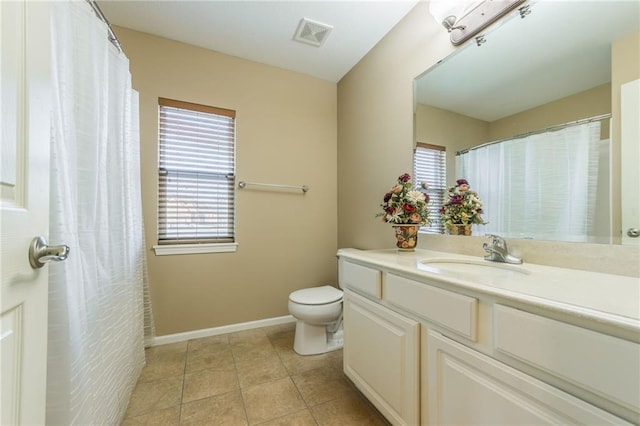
[386,273,478,340]
[339,261,381,299]
[494,305,640,414]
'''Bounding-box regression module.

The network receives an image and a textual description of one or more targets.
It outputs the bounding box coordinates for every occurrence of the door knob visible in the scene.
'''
[28,236,70,269]
[627,228,640,238]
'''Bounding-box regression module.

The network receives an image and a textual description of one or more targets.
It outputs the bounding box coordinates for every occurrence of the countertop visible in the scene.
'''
[337,248,640,334]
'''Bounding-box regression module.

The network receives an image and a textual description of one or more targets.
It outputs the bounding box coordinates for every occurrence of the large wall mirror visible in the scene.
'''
[414,0,639,244]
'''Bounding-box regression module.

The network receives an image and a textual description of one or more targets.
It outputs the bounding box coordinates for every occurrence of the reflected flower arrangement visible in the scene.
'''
[440,179,485,227]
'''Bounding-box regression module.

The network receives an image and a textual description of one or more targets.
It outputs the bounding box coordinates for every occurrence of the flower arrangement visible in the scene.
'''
[439,179,484,227]
[378,173,430,226]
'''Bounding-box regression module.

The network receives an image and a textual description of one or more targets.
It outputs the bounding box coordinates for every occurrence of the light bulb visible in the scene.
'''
[429,0,469,31]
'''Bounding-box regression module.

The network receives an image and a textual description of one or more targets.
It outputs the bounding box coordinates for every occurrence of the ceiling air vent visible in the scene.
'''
[293,18,333,47]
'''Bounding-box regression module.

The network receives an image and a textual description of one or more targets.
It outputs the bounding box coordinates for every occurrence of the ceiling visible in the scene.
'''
[99,0,420,82]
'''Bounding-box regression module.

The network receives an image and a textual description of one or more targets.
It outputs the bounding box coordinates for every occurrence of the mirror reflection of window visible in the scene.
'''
[414,143,446,234]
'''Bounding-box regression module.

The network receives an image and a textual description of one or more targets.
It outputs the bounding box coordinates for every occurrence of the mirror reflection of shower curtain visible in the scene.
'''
[47,1,150,424]
[457,121,606,242]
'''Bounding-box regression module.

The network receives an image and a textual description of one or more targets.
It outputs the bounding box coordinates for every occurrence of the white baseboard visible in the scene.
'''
[148,315,296,347]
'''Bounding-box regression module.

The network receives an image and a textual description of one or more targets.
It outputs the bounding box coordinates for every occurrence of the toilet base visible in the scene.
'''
[293,320,343,356]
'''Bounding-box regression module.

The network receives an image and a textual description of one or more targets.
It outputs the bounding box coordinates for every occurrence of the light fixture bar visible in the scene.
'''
[450,0,526,46]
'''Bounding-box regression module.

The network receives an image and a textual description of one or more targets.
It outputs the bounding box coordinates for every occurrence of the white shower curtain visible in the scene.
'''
[47,1,147,424]
[457,121,603,242]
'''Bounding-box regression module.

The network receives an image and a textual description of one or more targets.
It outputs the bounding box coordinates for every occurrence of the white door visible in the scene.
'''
[621,79,640,245]
[1,1,52,424]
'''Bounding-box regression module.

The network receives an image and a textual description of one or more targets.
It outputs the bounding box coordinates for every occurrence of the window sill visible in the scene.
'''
[153,243,237,256]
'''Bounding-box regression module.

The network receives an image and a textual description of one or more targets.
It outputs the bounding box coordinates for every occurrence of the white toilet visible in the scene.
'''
[288,285,344,355]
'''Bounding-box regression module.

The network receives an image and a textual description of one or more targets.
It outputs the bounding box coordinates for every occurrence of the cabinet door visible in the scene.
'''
[343,290,420,426]
[424,330,630,425]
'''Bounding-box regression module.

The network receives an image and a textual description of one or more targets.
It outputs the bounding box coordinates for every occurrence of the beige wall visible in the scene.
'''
[337,5,639,272]
[114,27,338,336]
[414,103,488,185]
[488,83,611,141]
[337,2,454,249]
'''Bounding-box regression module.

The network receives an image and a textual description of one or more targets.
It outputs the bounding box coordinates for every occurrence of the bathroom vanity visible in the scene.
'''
[337,248,640,425]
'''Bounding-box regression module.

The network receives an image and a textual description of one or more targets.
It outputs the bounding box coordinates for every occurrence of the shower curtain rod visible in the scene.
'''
[86,0,122,53]
[456,113,612,156]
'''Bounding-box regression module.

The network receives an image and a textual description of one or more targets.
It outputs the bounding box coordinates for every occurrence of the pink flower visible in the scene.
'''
[398,173,411,182]
[450,195,463,205]
[391,185,403,194]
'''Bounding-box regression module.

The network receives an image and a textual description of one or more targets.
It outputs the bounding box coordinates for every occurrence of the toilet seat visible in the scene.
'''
[289,285,343,305]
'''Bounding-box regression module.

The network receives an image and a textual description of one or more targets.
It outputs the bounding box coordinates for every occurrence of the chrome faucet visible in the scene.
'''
[483,234,523,264]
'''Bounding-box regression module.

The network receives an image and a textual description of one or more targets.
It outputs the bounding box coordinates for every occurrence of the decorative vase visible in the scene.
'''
[392,224,420,251]
[448,224,472,236]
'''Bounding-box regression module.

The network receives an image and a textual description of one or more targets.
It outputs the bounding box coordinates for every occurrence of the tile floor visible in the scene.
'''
[121,322,390,425]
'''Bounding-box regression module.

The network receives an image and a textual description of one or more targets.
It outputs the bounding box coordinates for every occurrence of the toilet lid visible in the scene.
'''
[289,285,343,305]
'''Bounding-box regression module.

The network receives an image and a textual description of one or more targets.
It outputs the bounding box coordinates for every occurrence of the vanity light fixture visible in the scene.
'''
[429,0,527,46]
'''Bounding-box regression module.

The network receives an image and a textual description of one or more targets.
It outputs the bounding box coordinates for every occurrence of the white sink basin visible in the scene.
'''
[418,258,530,276]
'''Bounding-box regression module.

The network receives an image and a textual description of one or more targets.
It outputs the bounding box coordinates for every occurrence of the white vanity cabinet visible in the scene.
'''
[425,329,629,425]
[338,252,638,425]
[343,290,420,426]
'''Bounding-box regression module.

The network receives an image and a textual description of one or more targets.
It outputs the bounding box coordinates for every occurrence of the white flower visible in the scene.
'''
[406,190,425,204]
[389,207,403,222]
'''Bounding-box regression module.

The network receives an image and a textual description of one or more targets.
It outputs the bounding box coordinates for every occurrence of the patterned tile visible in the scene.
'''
[121,406,180,426]
[182,366,239,403]
[254,409,317,426]
[124,326,388,426]
[310,391,389,426]
[291,366,354,407]
[242,378,306,424]
[236,353,289,389]
[180,390,247,426]
[125,376,183,418]
[138,350,186,382]
[185,344,235,373]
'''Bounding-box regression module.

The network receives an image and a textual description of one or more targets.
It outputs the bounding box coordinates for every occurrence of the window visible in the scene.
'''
[414,142,446,234]
[154,98,236,255]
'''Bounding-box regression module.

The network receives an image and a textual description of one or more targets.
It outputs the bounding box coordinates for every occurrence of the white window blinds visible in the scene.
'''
[158,98,236,244]
[414,143,447,234]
